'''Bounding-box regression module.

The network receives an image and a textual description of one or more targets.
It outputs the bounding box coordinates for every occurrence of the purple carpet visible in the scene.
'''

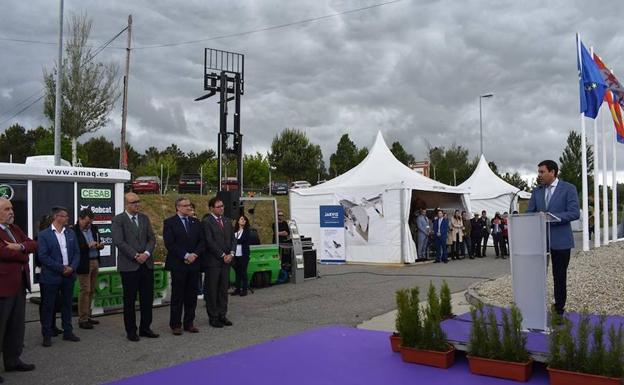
[108,326,551,385]
[443,306,624,357]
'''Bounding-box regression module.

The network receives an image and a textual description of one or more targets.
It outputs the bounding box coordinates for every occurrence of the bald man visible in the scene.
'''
[111,193,158,341]
[0,198,37,379]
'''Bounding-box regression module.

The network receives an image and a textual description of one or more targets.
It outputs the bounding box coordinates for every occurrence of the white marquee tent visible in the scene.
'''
[289,131,470,264]
[458,154,531,216]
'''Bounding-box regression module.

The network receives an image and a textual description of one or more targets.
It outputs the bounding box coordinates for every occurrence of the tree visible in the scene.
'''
[81,136,117,168]
[390,141,416,166]
[43,13,120,165]
[559,130,594,197]
[243,152,269,189]
[0,124,34,163]
[33,128,76,161]
[501,172,529,191]
[429,144,475,185]
[269,128,324,182]
[329,134,360,176]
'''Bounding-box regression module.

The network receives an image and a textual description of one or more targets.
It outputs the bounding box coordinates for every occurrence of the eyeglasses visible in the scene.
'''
[179,204,192,207]
[214,205,224,208]
[128,200,141,205]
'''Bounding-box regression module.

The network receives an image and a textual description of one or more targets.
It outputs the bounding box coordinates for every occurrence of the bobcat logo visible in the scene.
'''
[0,185,14,200]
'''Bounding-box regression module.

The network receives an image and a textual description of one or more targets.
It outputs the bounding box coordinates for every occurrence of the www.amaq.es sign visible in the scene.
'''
[0,184,14,200]
[81,188,111,199]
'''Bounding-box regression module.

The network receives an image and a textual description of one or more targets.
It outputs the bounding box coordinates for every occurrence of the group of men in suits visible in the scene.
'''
[111,193,235,342]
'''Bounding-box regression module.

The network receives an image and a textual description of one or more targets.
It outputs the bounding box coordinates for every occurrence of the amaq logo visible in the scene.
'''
[0,184,14,200]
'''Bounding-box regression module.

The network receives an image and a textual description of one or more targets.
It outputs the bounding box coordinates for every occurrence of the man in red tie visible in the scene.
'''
[0,197,37,381]
[202,197,235,328]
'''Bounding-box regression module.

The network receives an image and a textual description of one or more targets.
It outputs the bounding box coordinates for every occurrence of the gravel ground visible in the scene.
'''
[473,241,624,314]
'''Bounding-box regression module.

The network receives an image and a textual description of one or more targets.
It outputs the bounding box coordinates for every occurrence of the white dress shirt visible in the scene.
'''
[52,224,69,266]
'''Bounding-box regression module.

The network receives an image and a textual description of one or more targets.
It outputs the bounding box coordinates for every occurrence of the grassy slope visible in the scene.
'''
[138,193,290,261]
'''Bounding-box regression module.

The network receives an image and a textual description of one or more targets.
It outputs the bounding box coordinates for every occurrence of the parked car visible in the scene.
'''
[290,180,311,190]
[178,173,202,194]
[132,176,160,194]
[221,177,239,192]
[265,181,289,195]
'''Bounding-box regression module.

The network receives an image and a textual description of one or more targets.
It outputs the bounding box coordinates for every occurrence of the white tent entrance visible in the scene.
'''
[290,132,471,264]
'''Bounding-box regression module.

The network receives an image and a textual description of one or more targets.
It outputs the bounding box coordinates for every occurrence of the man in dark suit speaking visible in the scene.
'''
[526,160,580,316]
[112,193,159,341]
[202,197,235,328]
[164,197,204,335]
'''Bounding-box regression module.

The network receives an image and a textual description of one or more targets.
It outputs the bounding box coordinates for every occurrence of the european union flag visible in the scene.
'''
[578,40,606,119]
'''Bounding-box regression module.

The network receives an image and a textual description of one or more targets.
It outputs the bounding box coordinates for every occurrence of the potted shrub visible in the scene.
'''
[467,303,533,382]
[399,283,455,369]
[547,312,624,385]
[390,288,409,352]
[439,280,453,319]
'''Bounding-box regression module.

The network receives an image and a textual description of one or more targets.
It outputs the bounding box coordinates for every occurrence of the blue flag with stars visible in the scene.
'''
[577,39,606,119]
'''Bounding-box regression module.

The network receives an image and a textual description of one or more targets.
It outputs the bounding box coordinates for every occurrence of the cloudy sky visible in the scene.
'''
[1,0,623,181]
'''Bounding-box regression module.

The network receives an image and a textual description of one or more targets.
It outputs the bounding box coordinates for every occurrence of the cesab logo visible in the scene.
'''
[81,188,111,199]
[0,184,14,200]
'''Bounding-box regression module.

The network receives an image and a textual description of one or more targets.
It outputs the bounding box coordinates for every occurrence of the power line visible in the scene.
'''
[0,26,129,127]
[133,0,406,50]
[0,36,125,49]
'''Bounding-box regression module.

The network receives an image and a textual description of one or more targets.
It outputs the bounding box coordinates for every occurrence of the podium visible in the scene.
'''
[508,212,560,331]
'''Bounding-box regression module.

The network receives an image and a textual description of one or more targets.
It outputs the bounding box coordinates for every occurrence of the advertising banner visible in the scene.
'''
[319,205,346,263]
[77,183,116,268]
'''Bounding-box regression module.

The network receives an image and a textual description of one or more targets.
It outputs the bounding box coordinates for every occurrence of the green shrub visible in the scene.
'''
[439,280,452,318]
[508,304,529,362]
[587,314,605,375]
[395,289,410,343]
[604,324,624,378]
[486,308,502,359]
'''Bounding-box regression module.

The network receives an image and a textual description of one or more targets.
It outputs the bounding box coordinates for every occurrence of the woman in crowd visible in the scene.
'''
[450,210,465,260]
[490,212,507,258]
[232,215,251,296]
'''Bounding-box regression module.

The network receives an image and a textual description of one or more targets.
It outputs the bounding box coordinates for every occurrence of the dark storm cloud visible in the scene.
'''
[2,0,624,180]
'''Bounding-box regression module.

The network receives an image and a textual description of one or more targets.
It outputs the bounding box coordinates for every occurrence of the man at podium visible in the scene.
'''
[525,160,579,316]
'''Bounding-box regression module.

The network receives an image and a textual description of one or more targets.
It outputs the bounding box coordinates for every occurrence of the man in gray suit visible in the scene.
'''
[202,197,235,328]
[416,208,430,260]
[112,192,159,341]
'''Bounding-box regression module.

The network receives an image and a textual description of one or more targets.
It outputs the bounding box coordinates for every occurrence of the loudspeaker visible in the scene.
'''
[217,191,241,219]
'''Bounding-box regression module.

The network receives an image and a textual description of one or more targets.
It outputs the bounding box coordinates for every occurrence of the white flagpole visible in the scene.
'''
[579,34,590,251]
[591,46,601,248]
[602,102,609,244]
[612,89,619,241]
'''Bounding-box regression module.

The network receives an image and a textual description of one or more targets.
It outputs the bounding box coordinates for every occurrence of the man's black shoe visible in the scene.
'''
[0,374,3,383]
[88,318,100,325]
[52,326,63,337]
[5,361,35,372]
[127,334,140,342]
[139,330,160,338]
[220,317,233,326]
[209,319,224,328]
[240,290,248,297]
[230,289,241,296]
[42,336,52,347]
[63,333,80,342]
[79,321,94,329]
[443,260,449,263]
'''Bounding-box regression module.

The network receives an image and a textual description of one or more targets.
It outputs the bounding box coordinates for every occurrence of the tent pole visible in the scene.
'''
[400,186,407,264]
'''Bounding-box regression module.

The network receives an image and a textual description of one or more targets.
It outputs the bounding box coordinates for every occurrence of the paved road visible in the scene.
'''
[9,256,515,385]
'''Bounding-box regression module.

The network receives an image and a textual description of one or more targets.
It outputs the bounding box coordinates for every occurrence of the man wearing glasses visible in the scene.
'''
[163,197,204,335]
[37,206,81,347]
[112,193,158,341]
[273,211,290,244]
[202,197,235,328]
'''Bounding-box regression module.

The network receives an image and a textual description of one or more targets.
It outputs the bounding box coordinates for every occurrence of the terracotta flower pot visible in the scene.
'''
[399,344,455,369]
[547,367,622,385]
[467,355,533,382]
[389,333,401,353]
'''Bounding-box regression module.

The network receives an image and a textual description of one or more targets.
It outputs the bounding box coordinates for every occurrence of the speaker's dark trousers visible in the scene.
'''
[550,249,571,314]
[40,277,75,338]
[0,280,26,368]
[169,270,199,329]
[120,264,154,336]
[204,265,230,320]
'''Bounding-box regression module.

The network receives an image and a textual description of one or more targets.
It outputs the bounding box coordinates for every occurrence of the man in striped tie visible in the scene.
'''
[202,197,235,328]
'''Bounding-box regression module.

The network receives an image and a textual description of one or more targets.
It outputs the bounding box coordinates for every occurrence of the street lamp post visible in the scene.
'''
[268,165,276,195]
[479,93,494,155]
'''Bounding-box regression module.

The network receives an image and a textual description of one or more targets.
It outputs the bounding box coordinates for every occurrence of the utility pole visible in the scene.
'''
[120,15,132,169]
[53,0,64,166]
